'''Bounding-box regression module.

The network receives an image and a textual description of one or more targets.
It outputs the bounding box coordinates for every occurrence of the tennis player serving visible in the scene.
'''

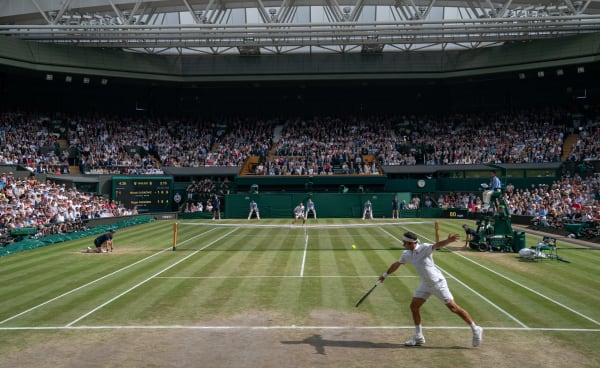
[378,231,483,348]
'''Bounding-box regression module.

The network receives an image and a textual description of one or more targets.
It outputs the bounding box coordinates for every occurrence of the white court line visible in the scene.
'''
[0,248,169,325]
[66,228,239,327]
[0,227,220,326]
[452,251,600,326]
[177,221,433,229]
[300,226,308,277]
[399,226,600,327]
[154,275,417,279]
[378,226,529,328]
[2,325,599,332]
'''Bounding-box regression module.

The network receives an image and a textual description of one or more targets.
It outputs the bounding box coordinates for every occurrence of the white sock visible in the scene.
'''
[415,325,423,335]
[470,322,478,331]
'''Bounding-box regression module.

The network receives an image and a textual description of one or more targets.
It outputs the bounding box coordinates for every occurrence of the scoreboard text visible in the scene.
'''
[112,176,173,213]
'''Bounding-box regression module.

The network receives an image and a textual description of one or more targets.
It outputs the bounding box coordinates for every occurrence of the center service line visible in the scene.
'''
[300,225,309,277]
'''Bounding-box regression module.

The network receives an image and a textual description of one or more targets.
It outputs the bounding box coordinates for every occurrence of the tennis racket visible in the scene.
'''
[355,280,381,307]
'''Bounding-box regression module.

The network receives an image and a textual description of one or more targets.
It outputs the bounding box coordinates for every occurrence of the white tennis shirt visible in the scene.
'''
[398,242,445,286]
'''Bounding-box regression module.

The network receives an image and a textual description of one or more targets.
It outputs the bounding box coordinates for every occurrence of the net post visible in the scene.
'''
[435,221,439,243]
[172,222,178,251]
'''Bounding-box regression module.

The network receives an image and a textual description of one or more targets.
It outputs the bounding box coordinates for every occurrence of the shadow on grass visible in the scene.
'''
[281,334,469,355]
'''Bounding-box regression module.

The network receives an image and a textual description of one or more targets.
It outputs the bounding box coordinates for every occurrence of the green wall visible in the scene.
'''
[225,192,417,219]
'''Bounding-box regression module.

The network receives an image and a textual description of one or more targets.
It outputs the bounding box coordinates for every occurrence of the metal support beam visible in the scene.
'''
[50,0,74,25]
[2,0,600,55]
[30,0,51,24]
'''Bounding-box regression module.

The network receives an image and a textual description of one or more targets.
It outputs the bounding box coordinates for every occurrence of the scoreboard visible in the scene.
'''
[441,208,470,219]
[112,176,173,213]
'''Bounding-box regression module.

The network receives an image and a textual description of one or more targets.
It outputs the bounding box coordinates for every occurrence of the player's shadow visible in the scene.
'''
[281,334,403,355]
[281,334,470,355]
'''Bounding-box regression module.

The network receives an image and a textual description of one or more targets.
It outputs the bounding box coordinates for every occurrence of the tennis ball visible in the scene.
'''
[352,244,356,249]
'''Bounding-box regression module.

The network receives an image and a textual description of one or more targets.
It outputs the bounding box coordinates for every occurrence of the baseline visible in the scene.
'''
[2,325,599,332]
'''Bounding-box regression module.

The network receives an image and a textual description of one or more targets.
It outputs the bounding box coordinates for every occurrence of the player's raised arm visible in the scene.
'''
[432,233,460,250]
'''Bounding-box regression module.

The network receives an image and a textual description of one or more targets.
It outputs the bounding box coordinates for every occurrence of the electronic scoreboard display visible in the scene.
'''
[441,209,470,219]
[112,176,173,213]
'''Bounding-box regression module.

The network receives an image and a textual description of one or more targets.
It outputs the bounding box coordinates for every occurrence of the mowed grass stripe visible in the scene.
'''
[63,244,232,323]
[3,219,600,331]
[297,277,322,321]
[442,252,600,328]
[115,222,176,250]
[0,259,129,317]
[173,225,224,251]
[253,228,304,277]
[315,228,350,309]
[156,228,242,277]
[189,227,303,276]
[503,258,600,314]
[437,259,532,327]
[219,276,288,314]
[0,255,175,326]
[1,221,199,326]
[308,226,380,312]
[336,226,393,309]
[131,226,298,319]
[0,236,168,323]
[438,251,566,328]
[0,245,78,277]
[36,254,195,324]
[157,227,248,278]
[11,251,192,326]
[84,272,210,325]
[460,248,600,319]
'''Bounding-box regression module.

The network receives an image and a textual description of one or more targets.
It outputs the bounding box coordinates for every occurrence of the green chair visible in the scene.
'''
[536,236,558,261]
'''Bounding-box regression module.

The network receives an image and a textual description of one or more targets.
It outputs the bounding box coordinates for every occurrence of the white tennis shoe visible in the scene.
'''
[472,326,483,347]
[404,334,426,346]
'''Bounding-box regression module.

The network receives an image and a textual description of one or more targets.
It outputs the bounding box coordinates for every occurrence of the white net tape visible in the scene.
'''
[175,221,434,230]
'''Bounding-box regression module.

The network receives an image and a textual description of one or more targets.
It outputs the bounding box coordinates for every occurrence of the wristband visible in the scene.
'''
[382,272,388,278]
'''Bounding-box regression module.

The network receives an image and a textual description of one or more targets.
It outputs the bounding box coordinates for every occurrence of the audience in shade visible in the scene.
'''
[4,108,596,175]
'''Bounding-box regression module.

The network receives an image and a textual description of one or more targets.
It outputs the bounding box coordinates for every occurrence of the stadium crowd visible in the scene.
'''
[510,174,600,238]
[2,109,597,172]
[435,172,600,236]
[3,108,591,175]
[0,173,137,246]
[0,107,598,243]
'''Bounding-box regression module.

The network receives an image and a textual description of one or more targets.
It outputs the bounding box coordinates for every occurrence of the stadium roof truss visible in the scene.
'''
[0,0,599,55]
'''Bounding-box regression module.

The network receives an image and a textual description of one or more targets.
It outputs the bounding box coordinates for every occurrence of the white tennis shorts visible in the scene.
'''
[414,278,454,304]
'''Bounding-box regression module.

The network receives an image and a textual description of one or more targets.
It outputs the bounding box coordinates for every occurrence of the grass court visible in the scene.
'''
[1,218,599,368]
